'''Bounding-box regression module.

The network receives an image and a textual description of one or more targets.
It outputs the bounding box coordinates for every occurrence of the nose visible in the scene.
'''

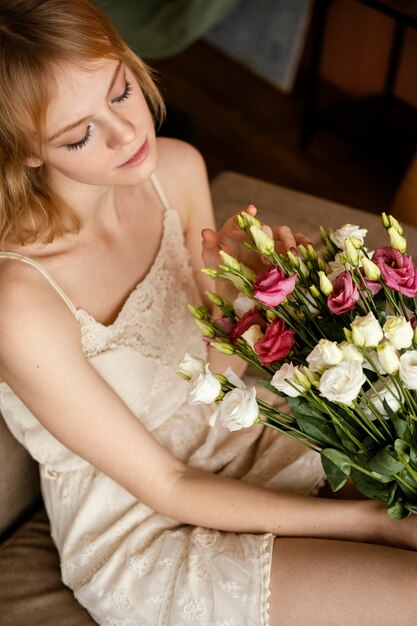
[106,111,135,150]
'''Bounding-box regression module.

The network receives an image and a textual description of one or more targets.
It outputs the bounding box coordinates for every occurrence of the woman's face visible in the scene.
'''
[37,58,158,188]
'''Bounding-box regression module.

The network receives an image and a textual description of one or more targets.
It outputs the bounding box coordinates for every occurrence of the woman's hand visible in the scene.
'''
[201,204,311,273]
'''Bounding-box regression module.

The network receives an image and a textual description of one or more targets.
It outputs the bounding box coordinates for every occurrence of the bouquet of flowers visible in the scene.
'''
[178,211,417,518]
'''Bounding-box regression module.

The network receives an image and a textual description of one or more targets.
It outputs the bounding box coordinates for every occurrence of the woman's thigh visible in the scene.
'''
[268,536,417,626]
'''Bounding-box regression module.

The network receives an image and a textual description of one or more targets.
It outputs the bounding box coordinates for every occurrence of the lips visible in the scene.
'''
[118,139,149,169]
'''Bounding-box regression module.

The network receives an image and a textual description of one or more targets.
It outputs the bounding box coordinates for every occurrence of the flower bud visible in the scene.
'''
[317,258,327,272]
[309,284,321,298]
[195,319,216,338]
[287,250,299,268]
[377,341,400,375]
[240,262,257,282]
[345,237,359,267]
[236,214,246,230]
[350,236,363,249]
[351,312,383,348]
[205,291,223,307]
[211,341,236,355]
[351,326,366,347]
[266,310,278,321]
[214,373,229,385]
[361,256,381,281]
[201,267,220,278]
[338,341,364,363]
[302,367,320,387]
[241,324,264,349]
[177,353,206,379]
[219,250,241,272]
[240,210,262,229]
[381,212,390,228]
[344,328,353,342]
[387,227,407,254]
[389,215,403,235]
[298,244,309,261]
[249,225,275,256]
[187,304,205,320]
[307,244,318,261]
[318,271,333,296]
[293,368,311,391]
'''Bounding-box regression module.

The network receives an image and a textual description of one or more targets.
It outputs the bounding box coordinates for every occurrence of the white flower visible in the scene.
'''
[300,288,320,316]
[338,341,364,363]
[241,324,264,349]
[362,379,402,419]
[307,339,343,373]
[383,316,413,350]
[327,253,346,282]
[329,224,367,250]
[271,363,303,397]
[224,366,246,389]
[177,353,205,379]
[399,351,417,390]
[188,365,221,404]
[351,312,383,348]
[376,341,400,375]
[209,386,259,431]
[319,361,366,404]
[233,293,255,318]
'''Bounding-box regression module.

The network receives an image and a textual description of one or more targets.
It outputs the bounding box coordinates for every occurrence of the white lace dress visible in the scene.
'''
[0,175,326,626]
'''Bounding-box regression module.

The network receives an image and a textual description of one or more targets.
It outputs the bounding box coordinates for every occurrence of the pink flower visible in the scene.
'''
[411,315,417,330]
[373,246,417,297]
[327,272,359,315]
[253,267,297,308]
[216,316,235,334]
[230,307,266,343]
[254,319,295,365]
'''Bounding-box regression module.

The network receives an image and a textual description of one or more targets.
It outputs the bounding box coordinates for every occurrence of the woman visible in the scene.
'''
[0,1,416,624]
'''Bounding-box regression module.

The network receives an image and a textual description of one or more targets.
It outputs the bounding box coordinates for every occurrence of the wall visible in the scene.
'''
[320,0,417,108]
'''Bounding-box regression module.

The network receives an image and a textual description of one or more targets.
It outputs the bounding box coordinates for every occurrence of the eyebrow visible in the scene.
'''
[48,61,123,142]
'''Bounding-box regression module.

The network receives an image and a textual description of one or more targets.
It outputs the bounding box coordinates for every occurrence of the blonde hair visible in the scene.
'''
[0,0,165,246]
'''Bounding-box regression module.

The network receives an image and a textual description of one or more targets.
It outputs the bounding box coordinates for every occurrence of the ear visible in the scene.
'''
[24,155,44,168]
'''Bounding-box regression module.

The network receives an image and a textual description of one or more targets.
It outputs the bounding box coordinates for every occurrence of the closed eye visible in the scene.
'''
[112,80,132,104]
[66,125,92,151]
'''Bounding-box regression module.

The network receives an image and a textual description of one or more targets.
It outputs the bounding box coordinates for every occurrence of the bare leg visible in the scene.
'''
[268,537,417,625]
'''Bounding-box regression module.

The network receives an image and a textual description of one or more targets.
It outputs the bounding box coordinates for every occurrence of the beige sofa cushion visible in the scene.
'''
[0,506,94,625]
[0,418,40,537]
[211,171,417,251]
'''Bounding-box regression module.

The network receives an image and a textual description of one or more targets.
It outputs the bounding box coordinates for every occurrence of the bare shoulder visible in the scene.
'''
[154,137,210,230]
[0,260,80,371]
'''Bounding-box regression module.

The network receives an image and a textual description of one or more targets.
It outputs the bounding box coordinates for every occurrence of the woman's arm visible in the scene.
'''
[0,271,415,551]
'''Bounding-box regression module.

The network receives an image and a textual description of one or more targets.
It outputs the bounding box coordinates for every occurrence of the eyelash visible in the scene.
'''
[65,80,133,151]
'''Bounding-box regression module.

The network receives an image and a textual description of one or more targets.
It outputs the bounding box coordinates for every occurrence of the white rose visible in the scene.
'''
[209,386,259,431]
[329,224,367,250]
[188,365,221,404]
[399,351,417,390]
[361,378,402,420]
[233,293,255,318]
[338,341,364,363]
[383,316,413,350]
[177,353,205,379]
[351,312,383,348]
[376,341,400,375]
[319,361,366,404]
[307,339,343,373]
[241,324,264,349]
[271,363,303,397]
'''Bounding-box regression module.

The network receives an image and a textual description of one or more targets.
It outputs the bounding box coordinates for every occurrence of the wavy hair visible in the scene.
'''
[0,0,165,246]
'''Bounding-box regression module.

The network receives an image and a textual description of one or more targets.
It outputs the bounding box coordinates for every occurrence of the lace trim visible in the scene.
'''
[260,534,274,626]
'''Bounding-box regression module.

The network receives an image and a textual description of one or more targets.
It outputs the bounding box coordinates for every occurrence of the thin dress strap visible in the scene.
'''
[150,172,171,211]
[0,251,78,317]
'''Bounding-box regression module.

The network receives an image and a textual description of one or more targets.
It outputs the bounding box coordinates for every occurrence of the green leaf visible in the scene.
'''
[287,397,325,421]
[388,499,408,519]
[321,454,349,492]
[405,502,417,515]
[381,399,399,421]
[321,448,352,473]
[375,309,388,327]
[368,446,405,476]
[394,439,411,465]
[333,423,358,453]
[402,296,417,314]
[296,416,341,448]
[350,468,389,503]
[387,483,400,508]
[390,415,408,440]
[315,317,345,342]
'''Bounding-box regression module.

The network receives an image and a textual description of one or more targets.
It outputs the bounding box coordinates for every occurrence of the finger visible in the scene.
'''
[293,232,312,246]
[201,228,219,250]
[272,225,297,251]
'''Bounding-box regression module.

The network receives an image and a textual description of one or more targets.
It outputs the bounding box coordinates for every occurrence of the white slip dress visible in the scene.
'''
[0,173,326,626]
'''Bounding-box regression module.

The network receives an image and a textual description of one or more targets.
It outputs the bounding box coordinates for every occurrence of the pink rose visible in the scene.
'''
[373,246,417,297]
[254,319,295,365]
[327,272,359,315]
[229,307,266,343]
[253,267,297,308]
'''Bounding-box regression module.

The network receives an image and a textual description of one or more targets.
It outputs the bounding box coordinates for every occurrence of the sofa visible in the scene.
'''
[1,171,416,625]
